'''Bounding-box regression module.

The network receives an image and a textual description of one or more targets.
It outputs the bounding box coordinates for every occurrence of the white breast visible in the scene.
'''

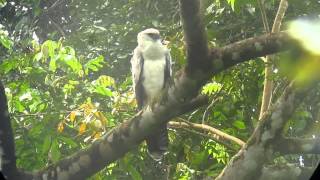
[142,58,166,102]
[142,42,166,60]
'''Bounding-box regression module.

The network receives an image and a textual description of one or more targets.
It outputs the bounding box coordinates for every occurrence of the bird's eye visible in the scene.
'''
[147,33,160,40]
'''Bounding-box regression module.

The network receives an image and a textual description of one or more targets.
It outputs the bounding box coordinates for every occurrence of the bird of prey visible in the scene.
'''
[130,28,172,161]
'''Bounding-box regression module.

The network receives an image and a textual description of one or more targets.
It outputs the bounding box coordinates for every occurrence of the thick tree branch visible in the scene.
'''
[259,164,314,180]
[179,0,210,73]
[0,82,18,179]
[211,32,292,73]
[274,137,320,155]
[168,120,245,146]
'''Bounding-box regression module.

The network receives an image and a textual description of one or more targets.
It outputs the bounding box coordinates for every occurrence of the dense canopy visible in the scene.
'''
[0,0,320,179]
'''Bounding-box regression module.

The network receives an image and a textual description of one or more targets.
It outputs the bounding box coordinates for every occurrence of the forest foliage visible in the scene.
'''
[0,0,320,179]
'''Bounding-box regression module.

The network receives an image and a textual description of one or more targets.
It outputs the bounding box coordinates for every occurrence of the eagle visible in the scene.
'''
[130,28,172,161]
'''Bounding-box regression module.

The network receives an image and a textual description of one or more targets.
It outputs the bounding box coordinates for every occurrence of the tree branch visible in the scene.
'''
[272,0,289,33]
[170,124,236,150]
[274,137,320,155]
[210,32,292,73]
[179,0,210,73]
[0,82,18,179]
[43,0,67,14]
[47,15,66,37]
[257,0,270,33]
[168,120,245,146]
[259,0,288,120]
[259,164,314,180]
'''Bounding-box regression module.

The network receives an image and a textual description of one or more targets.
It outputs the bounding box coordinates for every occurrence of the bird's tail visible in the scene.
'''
[146,123,168,161]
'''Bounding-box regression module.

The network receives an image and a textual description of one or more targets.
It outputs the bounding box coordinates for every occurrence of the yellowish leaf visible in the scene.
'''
[79,103,87,109]
[79,123,87,134]
[69,111,76,122]
[87,102,95,109]
[94,111,107,126]
[129,98,137,106]
[92,119,102,130]
[97,75,115,87]
[83,102,95,116]
[57,122,64,133]
[93,132,101,139]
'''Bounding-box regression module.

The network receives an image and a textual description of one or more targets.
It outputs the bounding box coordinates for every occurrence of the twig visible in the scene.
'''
[171,126,235,150]
[202,84,224,124]
[257,0,270,33]
[43,0,66,14]
[259,0,288,120]
[47,15,66,37]
[169,119,245,147]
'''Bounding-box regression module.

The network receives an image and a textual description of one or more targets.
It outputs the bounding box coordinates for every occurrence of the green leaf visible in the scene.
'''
[233,120,246,130]
[61,46,76,56]
[0,0,7,8]
[59,136,79,148]
[42,40,58,59]
[68,80,80,85]
[0,59,17,73]
[49,58,57,72]
[227,0,235,11]
[14,100,25,112]
[128,165,142,180]
[84,55,105,74]
[42,136,52,155]
[201,82,222,95]
[60,54,82,73]
[190,151,207,167]
[94,86,113,97]
[34,52,43,62]
[50,139,61,162]
[96,75,115,87]
[0,31,13,49]
[63,84,75,94]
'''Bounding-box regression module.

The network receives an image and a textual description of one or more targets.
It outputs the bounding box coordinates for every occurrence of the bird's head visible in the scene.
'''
[137,28,161,47]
